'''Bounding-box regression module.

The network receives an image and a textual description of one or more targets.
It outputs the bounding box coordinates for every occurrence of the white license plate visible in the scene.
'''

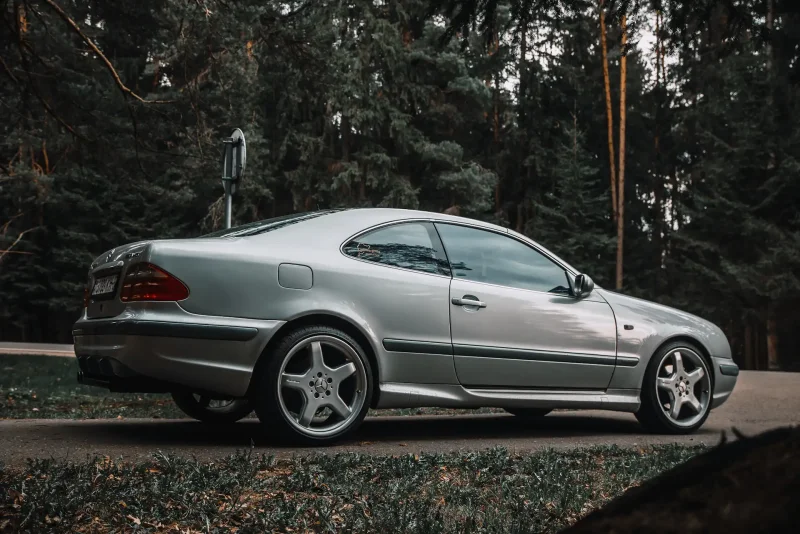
[91,275,119,296]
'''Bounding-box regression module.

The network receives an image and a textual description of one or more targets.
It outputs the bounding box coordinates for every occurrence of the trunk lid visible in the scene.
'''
[85,241,152,319]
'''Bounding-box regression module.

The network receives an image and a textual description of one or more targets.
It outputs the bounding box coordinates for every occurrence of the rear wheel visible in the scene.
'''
[251,326,373,445]
[505,408,552,418]
[171,392,253,424]
[636,341,712,434]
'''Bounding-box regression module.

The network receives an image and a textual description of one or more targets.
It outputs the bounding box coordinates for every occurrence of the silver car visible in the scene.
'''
[73,208,739,444]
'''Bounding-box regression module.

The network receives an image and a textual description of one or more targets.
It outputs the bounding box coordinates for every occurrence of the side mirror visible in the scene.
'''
[572,273,594,299]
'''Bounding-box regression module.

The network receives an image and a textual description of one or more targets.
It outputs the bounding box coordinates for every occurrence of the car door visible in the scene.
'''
[434,222,617,390]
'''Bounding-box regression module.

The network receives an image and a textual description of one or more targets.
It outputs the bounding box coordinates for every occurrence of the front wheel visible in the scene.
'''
[171,392,253,424]
[251,326,373,445]
[635,341,713,434]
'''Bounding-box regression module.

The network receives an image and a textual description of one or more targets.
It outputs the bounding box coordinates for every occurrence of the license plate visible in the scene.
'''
[91,275,119,297]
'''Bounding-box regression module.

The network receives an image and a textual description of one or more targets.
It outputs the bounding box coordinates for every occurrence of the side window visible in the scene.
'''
[435,223,570,294]
[343,222,450,276]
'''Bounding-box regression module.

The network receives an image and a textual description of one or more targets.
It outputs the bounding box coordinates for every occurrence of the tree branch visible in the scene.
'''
[0,55,20,84]
[0,226,39,262]
[41,0,175,105]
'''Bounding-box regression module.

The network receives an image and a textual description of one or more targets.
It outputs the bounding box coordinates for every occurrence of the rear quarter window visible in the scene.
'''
[343,222,450,276]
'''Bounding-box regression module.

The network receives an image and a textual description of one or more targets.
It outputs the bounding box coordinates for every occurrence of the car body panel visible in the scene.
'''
[448,277,618,389]
[599,289,735,407]
[74,301,283,396]
[72,207,738,417]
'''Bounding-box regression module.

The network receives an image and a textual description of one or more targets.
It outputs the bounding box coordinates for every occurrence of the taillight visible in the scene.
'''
[83,285,90,308]
[120,263,189,302]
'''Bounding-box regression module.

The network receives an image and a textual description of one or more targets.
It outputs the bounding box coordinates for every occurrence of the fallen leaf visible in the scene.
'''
[126,515,141,526]
[398,443,408,447]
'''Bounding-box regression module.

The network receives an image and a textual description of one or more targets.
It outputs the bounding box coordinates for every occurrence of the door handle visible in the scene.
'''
[452,296,487,308]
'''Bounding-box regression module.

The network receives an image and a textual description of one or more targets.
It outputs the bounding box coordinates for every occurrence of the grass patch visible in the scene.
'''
[0,444,704,533]
[0,354,501,420]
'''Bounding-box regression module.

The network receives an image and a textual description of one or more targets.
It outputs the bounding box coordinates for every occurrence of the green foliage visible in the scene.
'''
[0,444,704,533]
[1,0,800,367]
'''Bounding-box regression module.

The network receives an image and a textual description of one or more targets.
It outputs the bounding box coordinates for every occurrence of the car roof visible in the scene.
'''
[250,207,506,248]
[321,207,505,233]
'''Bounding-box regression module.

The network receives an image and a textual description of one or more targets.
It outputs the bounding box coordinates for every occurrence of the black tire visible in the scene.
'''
[635,340,713,434]
[251,325,373,446]
[171,392,253,424]
[505,408,552,418]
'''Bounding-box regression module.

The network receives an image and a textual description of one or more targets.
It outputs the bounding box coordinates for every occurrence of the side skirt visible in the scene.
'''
[376,383,641,413]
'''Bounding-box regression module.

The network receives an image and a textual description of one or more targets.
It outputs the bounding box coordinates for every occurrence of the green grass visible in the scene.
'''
[0,444,705,533]
[0,354,502,419]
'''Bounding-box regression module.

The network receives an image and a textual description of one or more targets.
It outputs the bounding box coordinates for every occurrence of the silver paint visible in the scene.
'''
[278,263,314,290]
[73,208,738,426]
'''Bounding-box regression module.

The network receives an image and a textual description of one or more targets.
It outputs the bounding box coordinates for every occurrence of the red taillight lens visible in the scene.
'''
[83,285,90,308]
[120,263,189,302]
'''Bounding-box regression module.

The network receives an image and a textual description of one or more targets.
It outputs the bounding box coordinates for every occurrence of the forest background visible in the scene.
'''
[1,0,798,371]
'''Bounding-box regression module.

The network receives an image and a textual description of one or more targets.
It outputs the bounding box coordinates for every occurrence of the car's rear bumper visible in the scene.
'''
[711,357,739,409]
[72,302,285,397]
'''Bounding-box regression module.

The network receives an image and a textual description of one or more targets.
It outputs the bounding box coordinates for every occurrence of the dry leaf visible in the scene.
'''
[126,515,141,526]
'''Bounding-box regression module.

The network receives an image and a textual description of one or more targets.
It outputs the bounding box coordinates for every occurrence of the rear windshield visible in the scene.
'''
[202,210,339,238]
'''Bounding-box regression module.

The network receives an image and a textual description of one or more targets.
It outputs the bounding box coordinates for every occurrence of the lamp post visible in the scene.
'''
[220,128,246,229]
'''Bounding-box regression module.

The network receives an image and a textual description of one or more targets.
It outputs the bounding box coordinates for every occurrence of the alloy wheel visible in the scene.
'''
[276,334,368,437]
[655,348,711,428]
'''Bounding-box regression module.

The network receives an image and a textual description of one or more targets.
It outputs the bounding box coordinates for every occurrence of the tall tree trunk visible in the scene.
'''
[766,0,774,74]
[744,319,754,370]
[653,9,664,283]
[765,0,777,171]
[341,114,351,162]
[755,320,762,370]
[615,14,628,290]
[599,0,617,223]
[516,18,528,232]
[518,19,528,126]
[766,302,779,370]
[494,70,501,212]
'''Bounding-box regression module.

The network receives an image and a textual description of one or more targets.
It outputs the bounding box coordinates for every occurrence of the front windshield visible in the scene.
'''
[201,210,339,238]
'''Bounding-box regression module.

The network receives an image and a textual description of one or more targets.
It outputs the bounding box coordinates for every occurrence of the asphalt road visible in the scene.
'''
[1,371,798,467]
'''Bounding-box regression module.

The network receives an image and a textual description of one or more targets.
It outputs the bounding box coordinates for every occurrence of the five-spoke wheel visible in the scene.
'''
[252,326,372,444]
[637,341,712,434]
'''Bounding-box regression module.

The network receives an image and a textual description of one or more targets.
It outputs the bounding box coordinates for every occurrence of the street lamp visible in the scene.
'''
[220,128,246,229]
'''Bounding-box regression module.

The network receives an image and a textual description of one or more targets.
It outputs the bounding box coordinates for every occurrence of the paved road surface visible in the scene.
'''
[0,342,74,357]
[1,371,798,467]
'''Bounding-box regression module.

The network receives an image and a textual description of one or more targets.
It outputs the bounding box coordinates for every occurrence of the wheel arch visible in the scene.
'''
[247,312,382,407]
